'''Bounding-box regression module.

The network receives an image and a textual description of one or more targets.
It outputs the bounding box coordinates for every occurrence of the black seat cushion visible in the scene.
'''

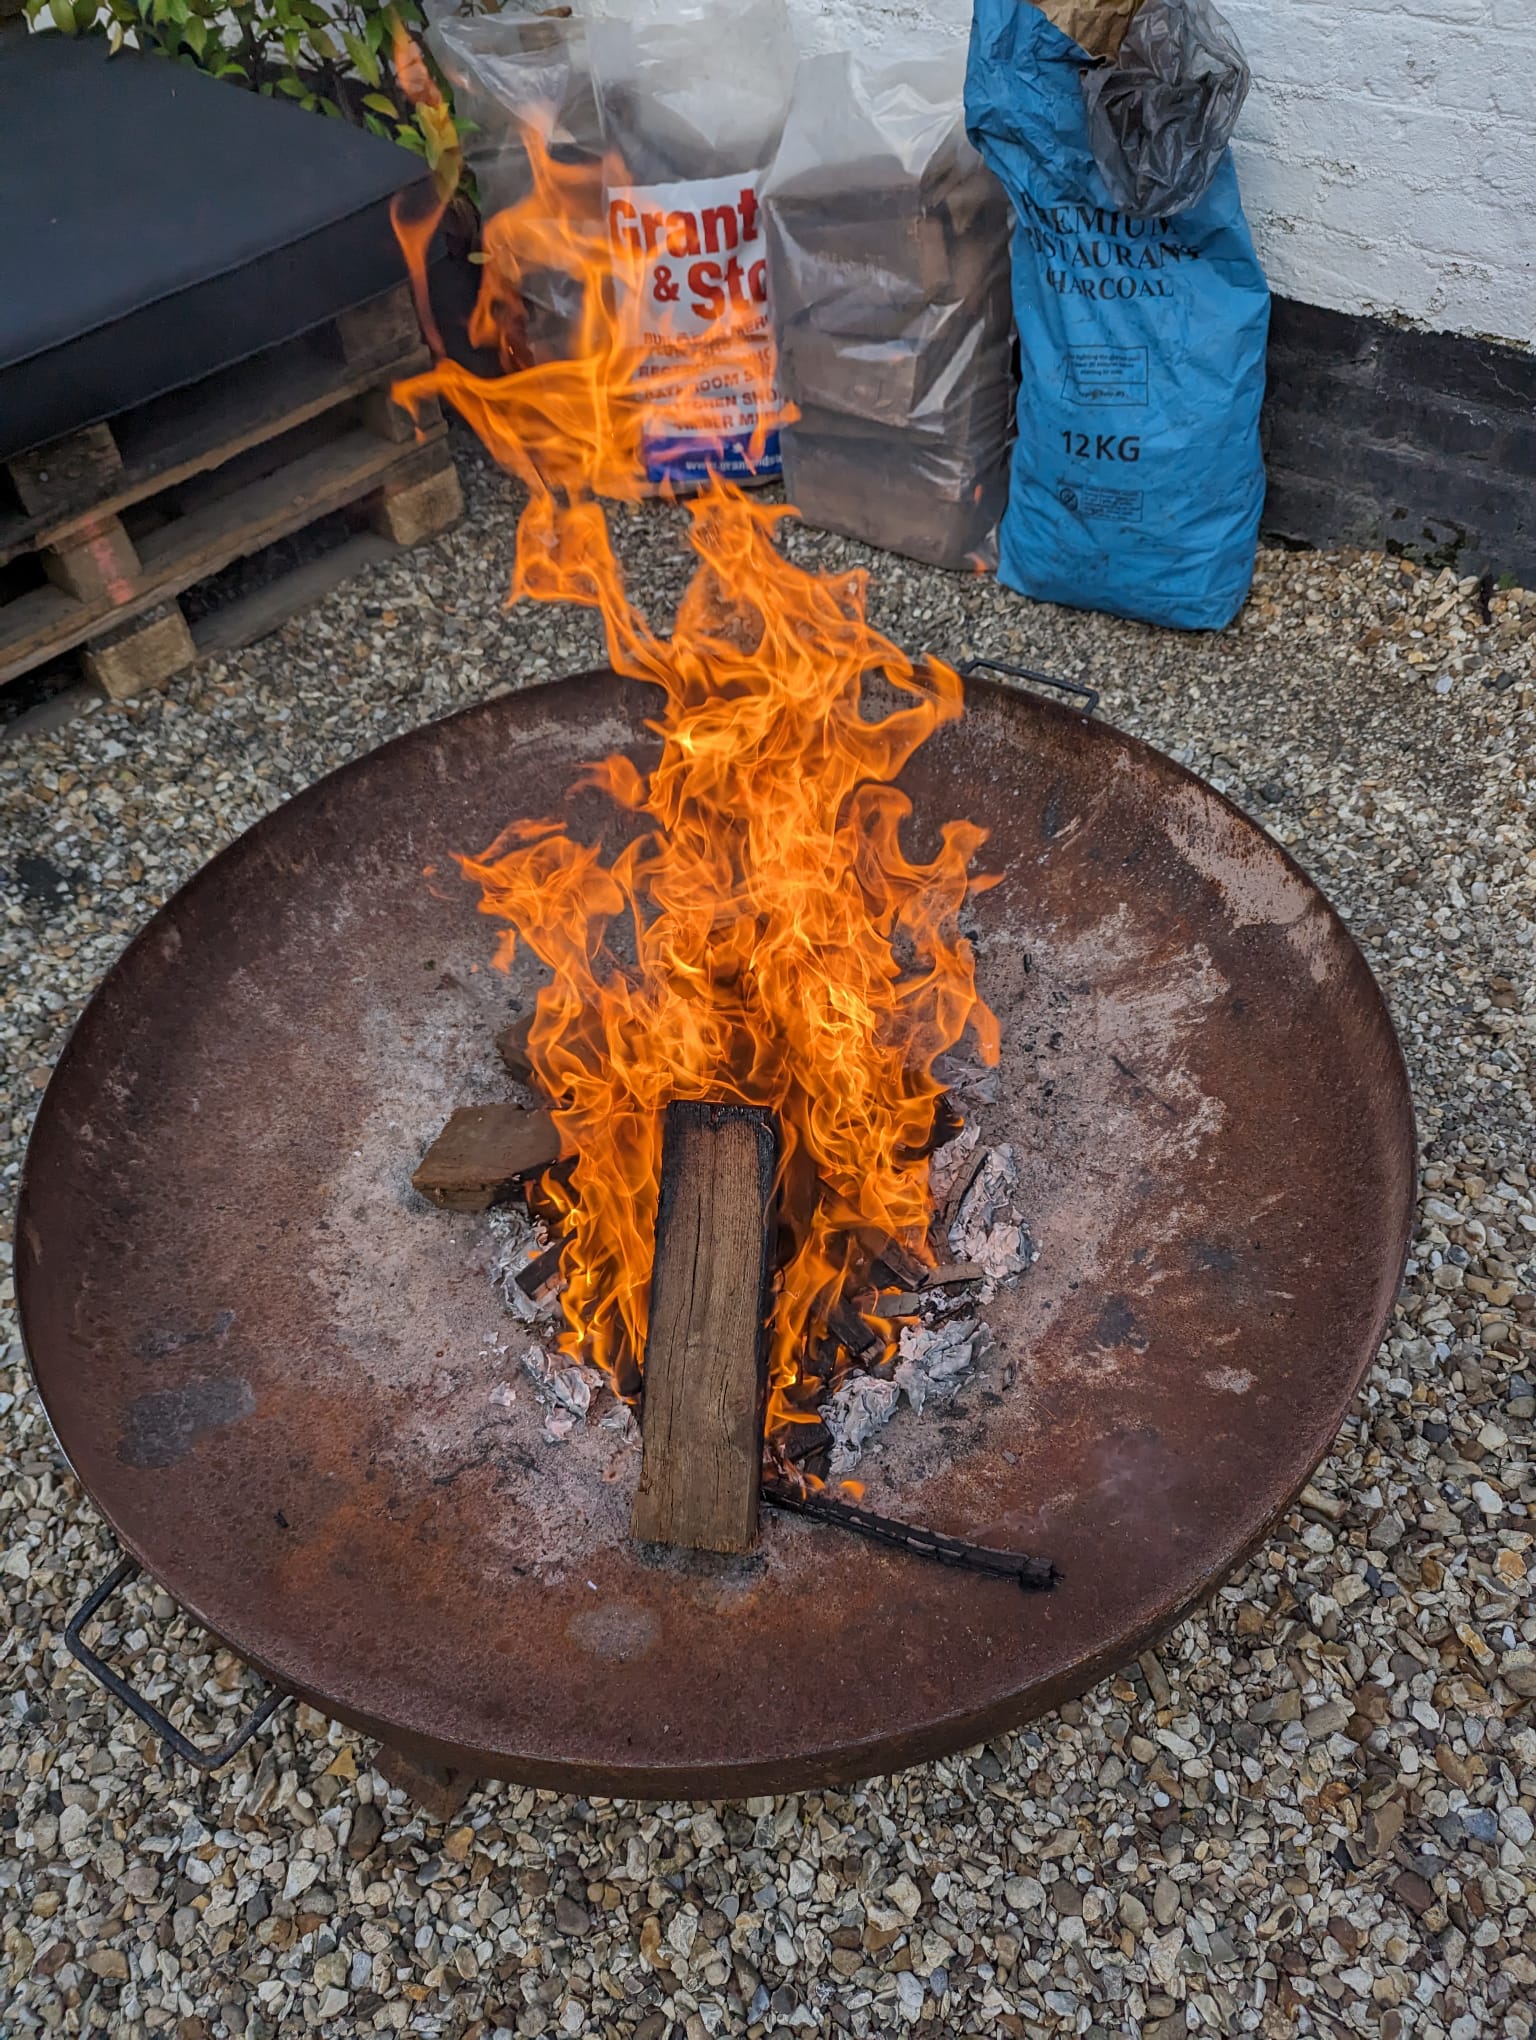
[0,34,434,460]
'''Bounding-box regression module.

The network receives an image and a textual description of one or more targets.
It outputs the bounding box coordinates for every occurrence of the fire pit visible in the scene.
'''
[17,662,1414,1797]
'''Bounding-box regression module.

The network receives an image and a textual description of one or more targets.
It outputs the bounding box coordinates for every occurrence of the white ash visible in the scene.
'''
[521,1343,603,1444]
[927,1118,981,1205]
[598,1398,639,1443]
[948,1139,1035,1281]
[824,1372,902,1476]
[826,1319,991,1472]
[487,1204,563,1324]
[933,1050,1002,1104]
[893,1314,991,1415]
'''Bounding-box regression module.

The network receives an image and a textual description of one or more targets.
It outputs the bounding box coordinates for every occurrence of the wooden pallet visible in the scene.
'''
[0,285,463,701]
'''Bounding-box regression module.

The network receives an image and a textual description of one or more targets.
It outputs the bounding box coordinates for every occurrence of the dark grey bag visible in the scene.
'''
[1081,0,1251,217]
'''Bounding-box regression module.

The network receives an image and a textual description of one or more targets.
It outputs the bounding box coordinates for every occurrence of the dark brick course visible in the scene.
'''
[1261,297,1534,581]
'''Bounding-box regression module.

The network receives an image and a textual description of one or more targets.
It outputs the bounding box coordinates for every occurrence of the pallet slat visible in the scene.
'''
[0,423,452,684]
[0,340,432,570]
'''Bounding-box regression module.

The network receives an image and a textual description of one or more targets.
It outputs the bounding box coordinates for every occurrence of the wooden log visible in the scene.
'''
[858,1227,929,1293]
[411,1103,560,1212]
[631,1102,778,1555]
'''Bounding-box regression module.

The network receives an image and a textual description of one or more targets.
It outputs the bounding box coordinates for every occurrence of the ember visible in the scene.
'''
[393,126,1002,1451]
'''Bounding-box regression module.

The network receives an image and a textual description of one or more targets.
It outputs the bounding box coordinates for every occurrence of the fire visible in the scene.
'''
[391,100,998,1437]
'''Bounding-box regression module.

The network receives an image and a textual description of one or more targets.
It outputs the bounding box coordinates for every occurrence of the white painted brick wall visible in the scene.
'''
[785,0,1536,346]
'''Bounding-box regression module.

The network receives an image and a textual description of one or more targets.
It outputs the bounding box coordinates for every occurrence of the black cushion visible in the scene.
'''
[0,34,434,460]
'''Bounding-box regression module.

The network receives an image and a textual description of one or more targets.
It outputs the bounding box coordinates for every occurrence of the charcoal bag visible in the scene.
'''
[966,0,1269,629]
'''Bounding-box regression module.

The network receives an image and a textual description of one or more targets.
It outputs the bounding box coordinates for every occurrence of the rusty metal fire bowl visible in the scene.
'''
[17,668,1416,1797]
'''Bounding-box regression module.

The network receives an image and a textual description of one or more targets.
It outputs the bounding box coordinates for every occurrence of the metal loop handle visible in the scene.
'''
[66,1557,287,1772]
[959,656,1100,717]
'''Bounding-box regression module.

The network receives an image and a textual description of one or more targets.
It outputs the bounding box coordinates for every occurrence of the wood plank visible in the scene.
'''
[6,423,122,519]
[411,1103,561,1212]
[336,284,424,368]
[0,427,450,684]
[42,515,141,606]
[82,601,196,702]
[631,1102,778,1555]
[370,461,464,546]
[0,339,430,570]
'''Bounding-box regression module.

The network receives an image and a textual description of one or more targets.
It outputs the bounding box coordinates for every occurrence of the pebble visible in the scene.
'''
[1303,1698,1353,1739]
[2,446,1534,2040]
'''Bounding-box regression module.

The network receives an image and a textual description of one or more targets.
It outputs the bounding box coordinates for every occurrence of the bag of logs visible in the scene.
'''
[762,36,1016,572]
[425,0,603,365]
[585,0,795,489]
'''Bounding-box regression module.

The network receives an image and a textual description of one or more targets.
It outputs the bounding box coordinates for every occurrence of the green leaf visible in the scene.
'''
[275,73,308,96]
[343,30,381,85]
[48,0,79,32]
[361,90,397,114]
[394,125,426,155]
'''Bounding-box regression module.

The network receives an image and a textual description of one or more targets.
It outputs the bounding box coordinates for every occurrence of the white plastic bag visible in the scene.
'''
[763,38,1015,568]
[586,0,794,486]
[426,2,603,364]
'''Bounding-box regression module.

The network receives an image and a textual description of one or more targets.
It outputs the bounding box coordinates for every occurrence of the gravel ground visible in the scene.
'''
[2,433,1534,2040]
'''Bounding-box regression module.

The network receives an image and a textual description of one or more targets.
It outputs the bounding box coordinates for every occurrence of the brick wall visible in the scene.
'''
[782,0,1534,576]
[1222,0,1535,344]
[790,0,1536,348]
[1264,299,1536,582]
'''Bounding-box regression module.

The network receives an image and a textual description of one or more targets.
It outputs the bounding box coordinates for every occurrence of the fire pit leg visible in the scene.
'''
[631,1101,778,1555]
[372,1742,476,1823]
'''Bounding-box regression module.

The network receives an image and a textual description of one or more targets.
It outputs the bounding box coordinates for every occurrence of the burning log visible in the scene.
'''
[859,1228,929,1294]
[828,1300,882,1362]
[411,1103,560,1212]
[631,1102,778,1555]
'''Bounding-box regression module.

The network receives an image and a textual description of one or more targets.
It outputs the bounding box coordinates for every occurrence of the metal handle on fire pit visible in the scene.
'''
[960,657,1100,717]
[66,1557,288,1772]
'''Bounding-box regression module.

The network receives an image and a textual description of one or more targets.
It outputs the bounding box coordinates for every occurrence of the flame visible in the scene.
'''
[393,127,998,1435]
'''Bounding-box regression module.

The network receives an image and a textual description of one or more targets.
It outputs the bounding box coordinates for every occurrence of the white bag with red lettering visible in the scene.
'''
[586,0,794,487]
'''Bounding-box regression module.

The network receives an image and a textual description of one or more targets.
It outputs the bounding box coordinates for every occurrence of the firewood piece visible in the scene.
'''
[924,1261,985,1288]
[631,1102,778,1555]
[858,1228,929,1293]
[940,1146,988,1235]
[514,1236,564,1299]
[896,1091,964,1162]
[829,1300,882,1360]
[494,1012,536,1084]
[411,1104,560,1212]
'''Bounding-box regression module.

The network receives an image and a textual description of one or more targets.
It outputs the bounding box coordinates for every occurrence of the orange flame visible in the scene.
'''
[393,127,998,1434]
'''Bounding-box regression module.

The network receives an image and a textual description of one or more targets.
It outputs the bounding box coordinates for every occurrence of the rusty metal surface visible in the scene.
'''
[17,670,1416,1795]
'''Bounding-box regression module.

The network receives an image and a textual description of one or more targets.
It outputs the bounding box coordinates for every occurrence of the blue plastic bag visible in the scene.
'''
[965,0,1269,630]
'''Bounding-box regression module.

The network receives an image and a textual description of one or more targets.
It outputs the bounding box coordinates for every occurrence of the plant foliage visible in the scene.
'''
[27,0,466,171]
